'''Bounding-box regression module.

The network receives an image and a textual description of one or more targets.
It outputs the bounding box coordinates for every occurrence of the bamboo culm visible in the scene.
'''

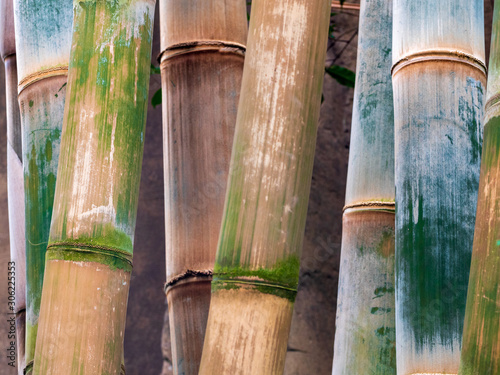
[13,0,73,372]
[198,0,331,373]
[459,1,500,373]
[331,0,395,373]
[159,0,247,373]
[1,0,26,372]
[392,1,485,373]
[33,0,155,373]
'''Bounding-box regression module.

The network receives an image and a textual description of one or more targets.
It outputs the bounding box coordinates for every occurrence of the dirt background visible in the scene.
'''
[0,1,493,374]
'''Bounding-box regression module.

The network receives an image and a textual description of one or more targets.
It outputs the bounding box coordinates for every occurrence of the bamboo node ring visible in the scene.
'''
[18,66,69,94]
[391,50,487,77]
[158,40,246,63]
[343,201,395,213]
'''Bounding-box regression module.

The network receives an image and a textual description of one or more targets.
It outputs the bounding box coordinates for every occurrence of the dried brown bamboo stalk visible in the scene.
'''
[159,0,247,373]
[198,0,331,373]
[0,0,26,372]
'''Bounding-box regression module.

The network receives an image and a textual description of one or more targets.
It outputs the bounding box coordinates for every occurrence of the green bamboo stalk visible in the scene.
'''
[159,0,247,373]
[459,2,500,373]
[1,0,26,372]
[13,1,73,373]
[198,0,331,373]
[331,0,395,373]
[32,0,155,373]
[392,1,485,373]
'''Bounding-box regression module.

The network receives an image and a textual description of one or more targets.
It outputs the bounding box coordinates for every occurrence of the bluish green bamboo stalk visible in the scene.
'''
[13,1,73,372]
[459,2,500,373]
[332,0,395,373]
[392,1,485,373]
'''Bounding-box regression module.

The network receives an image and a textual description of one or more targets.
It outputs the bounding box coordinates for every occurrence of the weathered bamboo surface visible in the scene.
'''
[1,0,26,372]
[198,0,331,373]
[13,0,73,372]
[33,0,155,373]
[332,1,395,373]
[392,1,485,373]
[459,2,500,374]
[160,0,247,372]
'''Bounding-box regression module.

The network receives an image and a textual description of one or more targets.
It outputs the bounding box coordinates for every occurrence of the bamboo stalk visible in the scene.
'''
[13,1,73,373]
[331,0,395,373]
[32,0,155,373]
[392,1,485,373]
[159,0,247,373]
[0,0,26,373]
[198,0,331,373]
[459,2,500,373]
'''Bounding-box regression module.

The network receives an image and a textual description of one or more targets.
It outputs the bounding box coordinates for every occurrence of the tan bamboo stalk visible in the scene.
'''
[13,1,73,373]
[32,0,156,373]
[159,0,247,373]
[459,2,500,373]
[0,0,26,372]
[331,0,395,373]
[392,1,485,373]
[198,0,331,373]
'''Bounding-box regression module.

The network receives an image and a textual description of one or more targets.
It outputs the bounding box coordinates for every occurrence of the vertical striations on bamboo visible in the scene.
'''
[392,1,485,373]
[32,0,156,373]
[159,0,247,372]
[459,2,500,374]
[13,0,73,372]
[198,0,331,373]
[0,0,26,372]
[331,0,395,373]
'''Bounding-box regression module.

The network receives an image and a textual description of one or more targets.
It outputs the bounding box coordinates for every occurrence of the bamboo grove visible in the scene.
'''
[2,0,500,374]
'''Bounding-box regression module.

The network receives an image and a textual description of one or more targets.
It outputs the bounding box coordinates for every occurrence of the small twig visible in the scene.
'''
[331,29,358,64]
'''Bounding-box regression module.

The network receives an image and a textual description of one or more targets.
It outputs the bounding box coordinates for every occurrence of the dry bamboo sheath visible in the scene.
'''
[13,0,73,373]
[331,0,395,374]
[0,0,26,372]
[32,0,155,373]
[198,0,331,373]
[159,0,247,373]
[392,1,485,374]
[459,2,500,374]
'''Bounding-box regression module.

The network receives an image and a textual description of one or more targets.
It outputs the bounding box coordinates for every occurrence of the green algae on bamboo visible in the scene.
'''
[459,2,500,374]
[32,0,155,374]
[392,1,485,373]
[13,0,73,372]
[1,0,27,372]
[159,0,247,372]
[198,0,331,373]
[331,0,395,373]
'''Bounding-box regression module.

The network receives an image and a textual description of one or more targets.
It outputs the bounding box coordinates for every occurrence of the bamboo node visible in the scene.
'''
[391,50,487,77]
[18,66,69,94]
[158,40,246,63]
[343,201,395,213]
[164,269,213,292]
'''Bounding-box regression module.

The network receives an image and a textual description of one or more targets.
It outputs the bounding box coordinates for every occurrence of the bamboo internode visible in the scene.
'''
[1,0,26,373]
[159,0,247,372]
[198,0,331,373]
[332,0,395,374]
[459,3,500,374]
[392,1,485,373]
[13,0,73,372]
[33,0,155,373]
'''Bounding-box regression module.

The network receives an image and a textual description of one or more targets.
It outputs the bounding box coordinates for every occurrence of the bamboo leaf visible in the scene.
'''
[325,65,355,88]
[151,88,162,108]
[150,63,161,75]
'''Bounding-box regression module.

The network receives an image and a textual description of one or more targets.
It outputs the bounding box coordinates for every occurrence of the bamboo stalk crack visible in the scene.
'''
[158,40,246,63]
[391,50,487,76]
